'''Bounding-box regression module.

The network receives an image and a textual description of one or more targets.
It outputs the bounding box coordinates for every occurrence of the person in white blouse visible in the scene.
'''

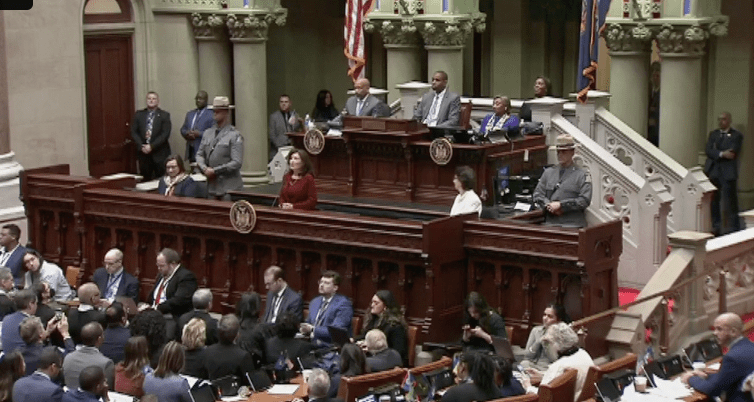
[450,166,482,217]
[22,249,73,302]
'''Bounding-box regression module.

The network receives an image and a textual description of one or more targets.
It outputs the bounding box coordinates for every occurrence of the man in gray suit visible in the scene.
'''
[62,322,114,389]
[196,96,244,200]
[413,71,461,128]
[268,94,302,161]
[344,78,389,117]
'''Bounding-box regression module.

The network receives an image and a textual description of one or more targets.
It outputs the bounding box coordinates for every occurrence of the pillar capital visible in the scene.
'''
[226,10,286,43]
[602,17,728,58]
[654,22,722,57]
[415,14,485,48]
[602,22,653,54]
[190,13,227,41]
[364,18,420,48]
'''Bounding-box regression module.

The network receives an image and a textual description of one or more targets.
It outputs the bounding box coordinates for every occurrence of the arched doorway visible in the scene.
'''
[83,0,136,177]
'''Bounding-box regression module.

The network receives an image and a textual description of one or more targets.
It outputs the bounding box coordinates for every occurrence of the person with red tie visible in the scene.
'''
[146,248,197,340]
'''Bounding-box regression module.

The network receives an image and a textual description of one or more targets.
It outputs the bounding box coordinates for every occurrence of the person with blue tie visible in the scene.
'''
[13,347,66,402]
[300,270,353,347]
[92,248,140,305]
[0,223,27,288]
[180,91,215,165]
[263,265,303,324]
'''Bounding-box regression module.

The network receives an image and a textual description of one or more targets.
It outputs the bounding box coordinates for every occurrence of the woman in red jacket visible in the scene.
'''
[279,148,318,210]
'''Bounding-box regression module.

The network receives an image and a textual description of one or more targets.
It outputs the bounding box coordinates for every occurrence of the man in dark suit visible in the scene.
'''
[300,270,353,347]
[704,112,744,235]
[682,313,754,402]
[413,71,461,128]
[13,347,65,402]
[20,315,75,374]
[131,91,172,181]
[344,78,390,118]
[263,312,312,367]
[67,282,107,345]
[147,247,198,338]
[0,266,15,319]
[63,322,115,389]
[0,223,27,287]
[202,314,256,380]
[100,302,131,363]
[180,90,215,164]
[92,248,139,304]
[304,368,346,402]
[177,288,218,345]
[62,366,110,402]
[1,289,37,353]
[263,265,303,324]
[268,94,303,161]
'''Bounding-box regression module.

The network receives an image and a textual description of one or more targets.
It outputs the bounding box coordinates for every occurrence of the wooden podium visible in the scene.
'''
[288,117,547,206]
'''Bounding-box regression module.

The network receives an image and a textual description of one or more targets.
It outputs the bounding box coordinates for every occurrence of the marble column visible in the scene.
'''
[602,23,653,137]
[227,11,286,186]
[365,19,422,104]
[190,13,232,101]
[655,24,716,168]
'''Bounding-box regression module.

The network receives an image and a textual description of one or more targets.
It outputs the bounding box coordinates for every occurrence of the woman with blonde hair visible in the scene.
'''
[143,341,192,402]
[181,318,208,378]
[114,336,153,397]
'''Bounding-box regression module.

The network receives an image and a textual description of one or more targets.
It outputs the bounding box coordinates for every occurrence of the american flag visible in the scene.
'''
[576,0,611,102]
[344,0,374,81]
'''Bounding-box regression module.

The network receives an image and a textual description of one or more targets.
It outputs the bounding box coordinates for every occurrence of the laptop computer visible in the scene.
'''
[327,325,351,347]
[246,370,273,392]
[210,375,240,397]
[595,377,621,402]
[685,338,722,363]
[114,296,138,316]
[644,355,684,380]
[490,336,515,361]
[189,384,219,402]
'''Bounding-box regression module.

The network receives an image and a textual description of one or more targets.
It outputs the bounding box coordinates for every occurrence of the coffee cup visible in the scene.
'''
[302,369,313,383]
[634,376,647,392]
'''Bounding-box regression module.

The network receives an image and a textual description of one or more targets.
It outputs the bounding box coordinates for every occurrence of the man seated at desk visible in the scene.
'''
[300,270,353,347]
[532,134,591,228]
[681,313,754,402]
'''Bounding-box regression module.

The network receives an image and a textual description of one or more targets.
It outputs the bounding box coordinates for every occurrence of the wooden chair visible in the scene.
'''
[506,325,514,341]
[576,353,637,402]
[66,266,81,289]
[352,315,362,336]
[409,356,452,376]
[407,325,419,367]
[460,101,473,129]
[538,368,577,402]
[488,393,539,402]
[337,367,407,402]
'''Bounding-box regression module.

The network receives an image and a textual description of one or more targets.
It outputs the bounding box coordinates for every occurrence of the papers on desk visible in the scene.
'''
[181,374,201,389]
[707,362,720,371]
[266,384,300,394]
[109,391,136,402]
[620,377,694,402]
[220,396,247,401]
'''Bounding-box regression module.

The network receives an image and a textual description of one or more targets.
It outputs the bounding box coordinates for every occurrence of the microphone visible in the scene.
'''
[271,196,279,208]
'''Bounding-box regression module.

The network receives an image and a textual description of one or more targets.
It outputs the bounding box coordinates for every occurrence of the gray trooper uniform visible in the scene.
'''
[533,165,592,228]
[196,124,244,198]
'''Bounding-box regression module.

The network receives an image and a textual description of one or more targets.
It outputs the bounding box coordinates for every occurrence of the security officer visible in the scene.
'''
[196,96,244,201]
[533,134,592,228]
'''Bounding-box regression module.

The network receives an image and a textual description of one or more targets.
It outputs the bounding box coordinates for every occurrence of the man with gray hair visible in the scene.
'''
[0,266,14,318]
[92,248,139,304]
[306,368,345,402]
[177,288,218,345]
[365,329,402,372]
[521,322,594,400]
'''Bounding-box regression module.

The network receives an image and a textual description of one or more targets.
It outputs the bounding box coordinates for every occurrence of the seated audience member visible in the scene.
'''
[100,302,131,363]
[0,351,25,402]
[345,78,390,117]
[519,76,552,122]
[264,311,312,367]
[1,289,38,353]
[181,318,208,379]
[329,343,368,398]
[0,267,15,319]
[263,265,304,324]
[63,322,115,389]
[177,288,218,345]
[62,366,109,402]
[203,314,256,380]
[492,355,525,397]
[462,292,506,353]
[311,90,340,122]
[20,315,74,375]
[158,154,201,197]
[301,270,353,347]
[365,329,402,372]
[450,166,482,217]
[681,313,754,402]
[442,353,503,402]
[142,341,192,402]
[1,223,27,288]
[279,148,318,210]
[236,291,267,359]
[522,303,571,370]
[479,96,520,135]
[33,282,56,328]
[92,248,139,304]
[147,248,198,339]
[357,290,408,365]
[115,336,153,398]
[303,368,346,402]
[23,249,73,301]
[522,322,594,400]
[414,71,461,128]
[68,282,107,345]
[12,347,65,402]
[130,308,167,368]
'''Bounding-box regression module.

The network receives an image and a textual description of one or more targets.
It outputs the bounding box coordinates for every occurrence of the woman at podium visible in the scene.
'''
[450,166,482,217]
[479,96,520,135]
[279,148,318,210]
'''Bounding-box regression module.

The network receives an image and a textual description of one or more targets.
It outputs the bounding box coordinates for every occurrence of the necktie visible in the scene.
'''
[427,94,441,125]
[356,100,364,116]
[314,299,330,326]
[105,273,121,299]
[146,111,155,142]
[154,279,167,306]
[271,294,283,323]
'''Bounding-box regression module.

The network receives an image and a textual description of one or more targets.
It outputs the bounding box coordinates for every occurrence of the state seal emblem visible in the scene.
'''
[303,129,326,155]
[230,200,256,234]
[429,137,453,165]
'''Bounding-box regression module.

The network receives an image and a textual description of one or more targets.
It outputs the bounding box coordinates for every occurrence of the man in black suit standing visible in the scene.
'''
[67,282,107,345]
[147,248,197,339]
[704,112,744,235]
[131,91,172,181]
[92,248,139,304]
[202,314,256,380]
[263,265,303,324]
